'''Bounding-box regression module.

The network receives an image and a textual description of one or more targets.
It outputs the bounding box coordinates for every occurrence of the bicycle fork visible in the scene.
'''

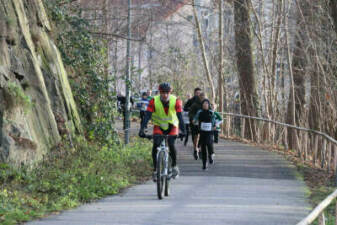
[157,146,171,179]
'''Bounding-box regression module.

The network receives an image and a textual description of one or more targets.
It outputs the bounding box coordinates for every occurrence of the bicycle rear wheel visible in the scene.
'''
[156,151,165,199]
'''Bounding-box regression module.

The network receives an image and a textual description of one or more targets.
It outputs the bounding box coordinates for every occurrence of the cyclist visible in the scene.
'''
[139,83,186,181]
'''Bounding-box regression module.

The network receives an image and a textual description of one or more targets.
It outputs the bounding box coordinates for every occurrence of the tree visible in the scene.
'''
[193,0,216,103]
[233,0,258,140]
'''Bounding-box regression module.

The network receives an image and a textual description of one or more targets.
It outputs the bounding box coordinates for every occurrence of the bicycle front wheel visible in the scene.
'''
[164,157,172,196]
[156,151,165,199]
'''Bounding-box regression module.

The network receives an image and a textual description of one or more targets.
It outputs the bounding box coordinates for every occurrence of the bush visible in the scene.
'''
[0,137,152,224]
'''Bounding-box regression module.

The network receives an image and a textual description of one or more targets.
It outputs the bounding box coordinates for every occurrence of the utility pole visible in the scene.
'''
[218,0,224,133]
[125,0,132,144]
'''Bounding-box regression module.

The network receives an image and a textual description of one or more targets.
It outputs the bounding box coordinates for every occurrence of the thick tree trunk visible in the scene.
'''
[233,0,258,140]
[286,0,307,149]
[308,65,321,131]
[218,0,224,131]
[330,0,337,34]
[193,0,216,103]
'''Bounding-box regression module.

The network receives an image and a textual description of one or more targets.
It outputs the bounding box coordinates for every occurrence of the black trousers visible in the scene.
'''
[152,135,177,171]
[184,124,190,145]
[190,124,199,144]
[199,131,214,167]
[214,130,219,143]
[140,111,146,128]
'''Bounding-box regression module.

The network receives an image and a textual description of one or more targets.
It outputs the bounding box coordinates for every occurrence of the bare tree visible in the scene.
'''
[192,0,216,103]
[233,0,258,140]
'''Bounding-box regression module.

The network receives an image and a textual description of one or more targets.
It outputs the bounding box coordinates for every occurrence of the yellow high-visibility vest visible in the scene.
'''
[152,95,179,130]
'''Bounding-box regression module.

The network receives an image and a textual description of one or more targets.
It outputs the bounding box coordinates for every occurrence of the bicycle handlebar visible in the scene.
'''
[142,134,178,140]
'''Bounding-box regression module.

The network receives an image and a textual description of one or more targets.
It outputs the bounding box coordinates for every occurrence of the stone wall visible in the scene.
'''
[0,0,81,166]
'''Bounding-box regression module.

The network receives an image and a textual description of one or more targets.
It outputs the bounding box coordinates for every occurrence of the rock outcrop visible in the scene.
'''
[0,0,81,166]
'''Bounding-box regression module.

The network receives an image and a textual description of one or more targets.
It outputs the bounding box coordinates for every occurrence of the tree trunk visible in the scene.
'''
[218,0,224,130]
[286,0,307,149]
[193,0,216,103]
[233,0,258,140]
[330,0,337,34]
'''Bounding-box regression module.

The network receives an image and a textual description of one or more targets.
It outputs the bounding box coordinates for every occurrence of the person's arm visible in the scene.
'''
[140,111,152,130]
[193,110,201,125]
[177,112,186,134]
[175,99,185,134]
[183,98,193,111]
[214,111,223,126]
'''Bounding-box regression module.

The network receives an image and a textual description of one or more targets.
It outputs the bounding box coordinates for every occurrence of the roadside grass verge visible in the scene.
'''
[0,137,152,225]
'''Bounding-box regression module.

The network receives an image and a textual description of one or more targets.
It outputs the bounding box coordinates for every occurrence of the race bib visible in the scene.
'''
[200,122,212,131]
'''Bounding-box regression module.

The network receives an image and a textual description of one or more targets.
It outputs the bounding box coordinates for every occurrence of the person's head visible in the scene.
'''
[142,92,148,99]
[202,99,211,110]
[158,82,172,103]
[199,92,206,102]
[186,93,192,99]
[212,103,218,111]
[194,87,201,97]
[147,89,152,96]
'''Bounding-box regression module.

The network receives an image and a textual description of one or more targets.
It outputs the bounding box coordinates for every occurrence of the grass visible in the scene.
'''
[4,82,32,113]
[0,136,152,225]
[295,163,336,225]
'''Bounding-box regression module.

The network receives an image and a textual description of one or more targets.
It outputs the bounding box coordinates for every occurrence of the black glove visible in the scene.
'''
[139,129,146,138]
[178,133,185,141]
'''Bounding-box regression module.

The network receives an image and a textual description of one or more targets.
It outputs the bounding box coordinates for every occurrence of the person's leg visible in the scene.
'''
[152,135,163,171]
[140,111,144,127]
[214,130,219,143]
[200,132,207,169]
[184,124,189,146]
[168,136,177,167]
[168,135,180,177]
[207,134,215,164]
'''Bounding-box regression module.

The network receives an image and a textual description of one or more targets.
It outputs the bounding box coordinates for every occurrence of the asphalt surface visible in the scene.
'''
[27,122,310,225]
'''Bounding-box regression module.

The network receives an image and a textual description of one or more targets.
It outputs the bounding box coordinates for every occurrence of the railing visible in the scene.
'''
[221,112,337,174]
[296,189,337,225]
[221,112,337,225]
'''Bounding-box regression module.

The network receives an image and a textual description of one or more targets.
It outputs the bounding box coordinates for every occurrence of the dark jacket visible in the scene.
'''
[188,97,202,121]
[183,96,199,112]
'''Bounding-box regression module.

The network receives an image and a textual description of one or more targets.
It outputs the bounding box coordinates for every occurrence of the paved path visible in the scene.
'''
[27,123,310,225]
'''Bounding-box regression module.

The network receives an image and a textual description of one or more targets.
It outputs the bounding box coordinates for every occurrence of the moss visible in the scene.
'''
[4,81,32,113]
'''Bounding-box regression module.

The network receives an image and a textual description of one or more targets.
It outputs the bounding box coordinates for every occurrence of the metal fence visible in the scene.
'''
[220,112,337,225]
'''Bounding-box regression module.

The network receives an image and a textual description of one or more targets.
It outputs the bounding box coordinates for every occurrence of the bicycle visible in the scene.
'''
[145,134,174,200]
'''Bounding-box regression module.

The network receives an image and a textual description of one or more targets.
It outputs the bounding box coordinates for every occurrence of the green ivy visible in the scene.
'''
[44,0,118,145]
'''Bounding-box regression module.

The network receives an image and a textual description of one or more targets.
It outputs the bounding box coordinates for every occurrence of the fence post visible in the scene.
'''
[284,127,288,150]
[322,139,327,169]
[241,118,245,138]
[327,142,332,173]
[314,135,319,166]
[334,145,337,186]
[318,212,325,225]
[304,132,308,161]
